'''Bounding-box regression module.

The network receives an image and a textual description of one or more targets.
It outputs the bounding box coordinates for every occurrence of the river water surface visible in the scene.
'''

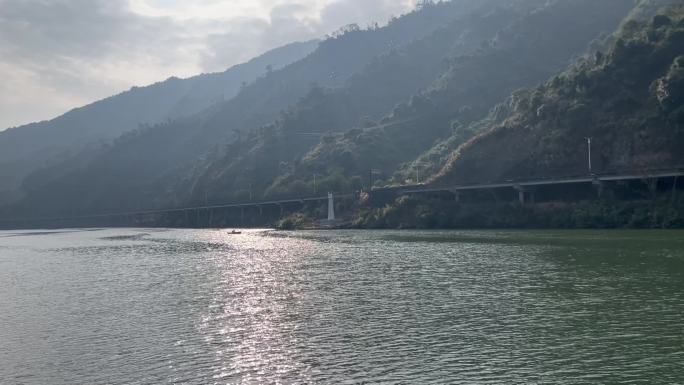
[1,228,683,383]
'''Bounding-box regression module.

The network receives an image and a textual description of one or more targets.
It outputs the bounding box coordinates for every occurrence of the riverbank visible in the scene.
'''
[274,195,684,230]
[353,196,684,229]
[4,195,683,231]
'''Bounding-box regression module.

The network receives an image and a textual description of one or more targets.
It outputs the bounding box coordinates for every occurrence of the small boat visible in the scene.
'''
[228,230,242,235]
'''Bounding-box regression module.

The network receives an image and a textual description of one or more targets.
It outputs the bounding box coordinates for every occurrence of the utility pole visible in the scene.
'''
[414,162,429,184]
[584,137,593,175]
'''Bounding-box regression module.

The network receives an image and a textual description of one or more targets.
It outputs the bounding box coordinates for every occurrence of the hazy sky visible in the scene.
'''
[0,0,417,129]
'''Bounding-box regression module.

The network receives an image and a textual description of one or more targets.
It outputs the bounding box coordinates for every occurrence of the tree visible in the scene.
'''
[653,14,672,29]
[330,24,361,39]
[416,0,435,10]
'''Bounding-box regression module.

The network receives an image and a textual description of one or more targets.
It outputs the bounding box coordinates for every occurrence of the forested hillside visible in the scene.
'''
[218,0,633,200]
[349,3,684,230]
[188,0,558,204]
[0,40,319,203]
[434,6,684,185]
[395,0,684,185]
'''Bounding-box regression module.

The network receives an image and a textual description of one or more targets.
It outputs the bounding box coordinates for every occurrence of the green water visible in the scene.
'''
[1,229,683,383]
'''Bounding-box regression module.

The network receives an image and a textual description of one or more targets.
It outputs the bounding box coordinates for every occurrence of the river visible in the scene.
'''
[1,228,683,383]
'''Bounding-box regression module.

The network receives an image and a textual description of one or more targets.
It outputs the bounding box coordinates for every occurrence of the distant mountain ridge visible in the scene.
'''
[0,39,320,201]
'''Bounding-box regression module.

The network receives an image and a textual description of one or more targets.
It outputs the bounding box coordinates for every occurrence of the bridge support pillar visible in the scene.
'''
[450,190,461,203]
[515,186,535,204]
[672,176,679,202]
[515,185,524,204]
[258,206,263,216]
[593,179,605,198]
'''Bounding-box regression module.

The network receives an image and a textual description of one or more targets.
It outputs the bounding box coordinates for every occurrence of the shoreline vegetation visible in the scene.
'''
[276,194,684,230]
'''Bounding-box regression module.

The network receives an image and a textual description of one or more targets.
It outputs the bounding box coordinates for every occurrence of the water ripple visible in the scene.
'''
[0,229,683,383]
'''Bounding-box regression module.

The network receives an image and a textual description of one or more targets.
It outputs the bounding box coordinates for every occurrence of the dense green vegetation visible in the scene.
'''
[435,6,684,185]
[402,0,684,186]
[353,195,684,229]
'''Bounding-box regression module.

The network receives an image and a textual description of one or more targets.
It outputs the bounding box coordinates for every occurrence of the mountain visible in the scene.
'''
[351,4,684,230]
[230,0,634,198]
[188,0,555,204]
[7,0,518,217]
[0,40,320,203]
[1,0,654,225]
[433,5,684,185]
[392,0,684,186]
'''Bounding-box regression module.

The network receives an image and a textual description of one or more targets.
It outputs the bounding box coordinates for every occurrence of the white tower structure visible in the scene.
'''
[327,192,335,221]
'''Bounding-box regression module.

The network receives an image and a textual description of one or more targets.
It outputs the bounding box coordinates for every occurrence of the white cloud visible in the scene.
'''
[0,0,417,129]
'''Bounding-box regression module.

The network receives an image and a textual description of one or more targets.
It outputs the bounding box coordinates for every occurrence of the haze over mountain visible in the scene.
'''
[1,0,683,229]
[0,40,318,203]
[0,0,420,130]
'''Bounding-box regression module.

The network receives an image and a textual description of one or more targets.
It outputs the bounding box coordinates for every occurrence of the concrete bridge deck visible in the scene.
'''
[394,169,684,195]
